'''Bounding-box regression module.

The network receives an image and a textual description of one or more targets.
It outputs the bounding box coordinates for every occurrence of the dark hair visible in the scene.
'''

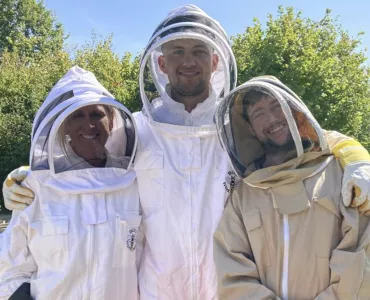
[241,89,271,121]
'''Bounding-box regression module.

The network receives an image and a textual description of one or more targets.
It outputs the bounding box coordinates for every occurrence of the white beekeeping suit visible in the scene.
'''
[0,67,142,300]
[134,5,237,299]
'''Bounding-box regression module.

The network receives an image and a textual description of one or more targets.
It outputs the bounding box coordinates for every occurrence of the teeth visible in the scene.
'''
[82,134,97,140]
[269,125,284,134]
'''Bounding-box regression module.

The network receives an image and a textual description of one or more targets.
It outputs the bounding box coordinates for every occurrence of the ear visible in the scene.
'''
[158,55,168,74]
[211,53,219,72]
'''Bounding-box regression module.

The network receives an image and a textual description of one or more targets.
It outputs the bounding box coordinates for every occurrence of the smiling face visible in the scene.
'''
[63,105,113,164]
[246,94,294,153]
[158,38,219,97]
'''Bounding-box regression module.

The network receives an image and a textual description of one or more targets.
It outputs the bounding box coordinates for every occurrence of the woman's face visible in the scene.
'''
[64,105,113,164]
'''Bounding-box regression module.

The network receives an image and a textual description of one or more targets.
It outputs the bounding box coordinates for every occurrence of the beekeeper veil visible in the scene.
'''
[32,66,114,140]
[30,95,136,175]
[215,76,328,178]
[139,4,237,123]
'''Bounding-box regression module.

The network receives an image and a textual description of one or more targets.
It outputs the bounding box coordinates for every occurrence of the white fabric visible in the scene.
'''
[164,5,226,37]
[0,169,142,300]
[150,88,217,126]
[147,4,231,99]
[140,4,236,124]
[32,66,113,139]
[134,5,236,298]
[0,66,142,300]
[133,111,234,300]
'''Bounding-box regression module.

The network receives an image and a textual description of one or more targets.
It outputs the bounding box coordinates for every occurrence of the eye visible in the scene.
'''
[90,111,105,119]
[173,49,184,55]
[71,111,84,119]
[252,112,263,120]
[271,103,283,113]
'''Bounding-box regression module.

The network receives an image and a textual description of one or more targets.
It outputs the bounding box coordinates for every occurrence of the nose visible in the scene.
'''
[266,112,279,124]
[81,117,96,129]
[182,53,196,68]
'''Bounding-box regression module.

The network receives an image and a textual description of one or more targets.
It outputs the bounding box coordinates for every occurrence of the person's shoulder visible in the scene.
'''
[324,155,343,181]
[132,111,143,119]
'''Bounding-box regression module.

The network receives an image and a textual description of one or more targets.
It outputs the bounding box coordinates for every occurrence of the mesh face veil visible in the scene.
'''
[30,96,137,175]
[32,66,114,139]
[215,76,328,177]
[139,5,237,124]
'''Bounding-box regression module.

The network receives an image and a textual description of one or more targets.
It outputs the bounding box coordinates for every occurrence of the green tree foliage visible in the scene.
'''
[232,6,370,148]
[0,0,66,58]
[1,5,370,211]
[73,34,141,112]
[0,51,72,211]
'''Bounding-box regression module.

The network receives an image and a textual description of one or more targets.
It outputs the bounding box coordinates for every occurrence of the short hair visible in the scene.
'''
[160,38,215,56]
[241,89,271,121]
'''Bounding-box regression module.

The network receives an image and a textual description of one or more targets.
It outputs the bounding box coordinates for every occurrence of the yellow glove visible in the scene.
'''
[2,166,34,210]
[327,131,370,216]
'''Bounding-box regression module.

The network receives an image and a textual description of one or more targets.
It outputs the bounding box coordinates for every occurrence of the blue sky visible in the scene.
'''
[44,0,370,58]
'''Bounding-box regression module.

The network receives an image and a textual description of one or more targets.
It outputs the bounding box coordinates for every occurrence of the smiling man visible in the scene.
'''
[243,90,296,168]
[3,5,370,300]
[158,39,219,113]
[214,76,370,299]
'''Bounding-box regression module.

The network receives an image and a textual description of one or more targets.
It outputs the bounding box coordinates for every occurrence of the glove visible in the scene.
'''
[342,162,370,216]
[326,131,370,216]
[2,166,34,211]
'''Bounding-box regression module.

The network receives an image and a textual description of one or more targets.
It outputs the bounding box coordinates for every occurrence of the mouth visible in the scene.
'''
[178,71,200,78]
[80,134,99,140]
[267,123,286,134]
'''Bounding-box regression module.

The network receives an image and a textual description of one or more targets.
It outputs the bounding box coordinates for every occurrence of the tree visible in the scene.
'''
[0,50,71,211]
[232,6,370,149]
[74,34,141,112]
[0,0,66,57]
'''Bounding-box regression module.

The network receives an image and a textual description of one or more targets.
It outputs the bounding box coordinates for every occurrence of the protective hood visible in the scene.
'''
[32,65,114,139]
[215,76,328,178]
[139,4,237,124]
[30,75,137,192]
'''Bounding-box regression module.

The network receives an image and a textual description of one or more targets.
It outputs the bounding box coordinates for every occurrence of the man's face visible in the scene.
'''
[247,95,294,152]
[158,39,219,97]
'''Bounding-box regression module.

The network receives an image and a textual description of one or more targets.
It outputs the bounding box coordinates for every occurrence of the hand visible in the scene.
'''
[2,167,34,211]
[342,162,370,216]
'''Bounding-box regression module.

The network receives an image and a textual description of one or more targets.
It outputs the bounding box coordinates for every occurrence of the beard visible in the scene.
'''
[261,133,296,154]
[172,79,207,97]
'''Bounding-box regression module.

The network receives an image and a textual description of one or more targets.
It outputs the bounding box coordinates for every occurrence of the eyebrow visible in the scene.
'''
[193,44,208,48]
[168,46,184,49]
[250,107,263,119]
[270,99,280,107]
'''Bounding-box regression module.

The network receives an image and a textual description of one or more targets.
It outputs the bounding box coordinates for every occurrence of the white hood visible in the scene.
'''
[32,66,114,139]
[139,4,237,124]
[30,66,137,191]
